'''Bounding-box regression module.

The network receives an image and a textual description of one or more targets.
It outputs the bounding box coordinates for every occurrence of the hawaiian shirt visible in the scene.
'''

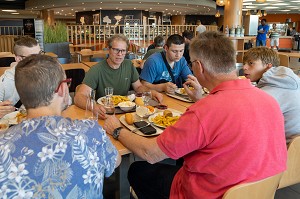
[0,116,118,199]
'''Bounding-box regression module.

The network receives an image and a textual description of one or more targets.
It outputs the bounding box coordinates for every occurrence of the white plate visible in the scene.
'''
[2,111,19,125]
[97,95,133,107]
[148,111,181,129]
[119,115,163,137]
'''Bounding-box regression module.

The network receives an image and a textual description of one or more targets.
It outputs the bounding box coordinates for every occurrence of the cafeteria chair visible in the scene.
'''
[278,54,290,67]
[90,57,104,62]
[57,57,71,64]
[0,57,15,67]
[277,136,300,189]
[65,68,85,93]
[222,172,283,199]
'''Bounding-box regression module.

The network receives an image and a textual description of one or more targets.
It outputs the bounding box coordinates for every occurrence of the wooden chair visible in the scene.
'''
[278,53,290,67]
[278,136,300,189]
[222,172,283,199]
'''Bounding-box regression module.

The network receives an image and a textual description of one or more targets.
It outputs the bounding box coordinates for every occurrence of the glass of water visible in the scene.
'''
[142,91,152,106]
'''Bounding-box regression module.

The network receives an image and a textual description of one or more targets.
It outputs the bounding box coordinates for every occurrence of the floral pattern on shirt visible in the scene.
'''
[0,116,118,199]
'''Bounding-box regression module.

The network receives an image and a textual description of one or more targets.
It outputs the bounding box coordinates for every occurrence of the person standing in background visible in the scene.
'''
[256,19,269,46]
[196,20,206,35]
[269,23,280,50]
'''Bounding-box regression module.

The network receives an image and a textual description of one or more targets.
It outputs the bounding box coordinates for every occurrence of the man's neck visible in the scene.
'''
[107,58,121,69]
[166,56,175,69]
[26,106,62,119]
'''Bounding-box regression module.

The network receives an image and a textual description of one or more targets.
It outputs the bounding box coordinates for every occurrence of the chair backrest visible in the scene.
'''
[57,57,70,64]
[65,68,85,93]
[222,172,283,199]
[90,57,104,62]
[278,136,300,189]
[278,53,289,67]
[0,57,15,67]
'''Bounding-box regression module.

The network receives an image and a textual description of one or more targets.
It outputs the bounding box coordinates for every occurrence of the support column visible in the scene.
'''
[224,0,243,29]
[40,9,55,26]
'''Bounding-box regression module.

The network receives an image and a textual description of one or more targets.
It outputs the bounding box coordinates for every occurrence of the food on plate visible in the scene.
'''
[146,105,155,113]
[16,112,27,123]
[163,110,173,117]
[135,97,144,106]
[101,95,130,106]
[0,123,8,131]
[151,113,180,127]
[125,113,134,125]
[118,101,136,112]
[179,87,194,95]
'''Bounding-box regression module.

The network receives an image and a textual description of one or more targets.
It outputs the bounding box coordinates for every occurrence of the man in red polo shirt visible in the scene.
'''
[104,31,287,199]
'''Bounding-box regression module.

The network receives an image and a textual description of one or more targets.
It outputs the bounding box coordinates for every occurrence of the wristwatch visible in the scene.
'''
[112,127,123,140]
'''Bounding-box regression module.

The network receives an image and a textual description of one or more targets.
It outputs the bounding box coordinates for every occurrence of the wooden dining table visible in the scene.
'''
[61,93,193,199]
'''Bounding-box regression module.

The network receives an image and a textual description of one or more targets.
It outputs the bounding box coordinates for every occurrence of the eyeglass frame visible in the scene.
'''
[110,47,127,55]
[17,50,46,59]
[55,78,72,93]
[188,60,198,68]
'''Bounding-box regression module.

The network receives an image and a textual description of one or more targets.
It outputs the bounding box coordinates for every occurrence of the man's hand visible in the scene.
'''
[0,100,15,118]
[104,115,123,135]
[150,90,163,104]
[94,104,108,120]
[183,75,203,102]
[164,82,177,94]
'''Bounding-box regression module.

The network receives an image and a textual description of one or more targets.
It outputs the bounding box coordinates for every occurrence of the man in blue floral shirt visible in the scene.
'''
[0,55,121,198]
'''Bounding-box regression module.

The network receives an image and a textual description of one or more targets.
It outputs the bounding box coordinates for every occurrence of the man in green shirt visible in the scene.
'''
[74,34,163,119]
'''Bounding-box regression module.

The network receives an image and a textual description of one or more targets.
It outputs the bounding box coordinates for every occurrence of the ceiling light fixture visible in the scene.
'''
[216,0,226,6]
[263,10,267,16]
[257,9,262,17]
[215,10,221,17]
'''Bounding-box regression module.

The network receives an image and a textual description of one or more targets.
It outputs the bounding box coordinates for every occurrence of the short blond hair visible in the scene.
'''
[243,47,280,67]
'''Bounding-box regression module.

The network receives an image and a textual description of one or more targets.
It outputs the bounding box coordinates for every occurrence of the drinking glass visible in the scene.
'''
[104,97,115,115]
[85,90,98,120]
[142,91,151,106]
[105,87,114,97]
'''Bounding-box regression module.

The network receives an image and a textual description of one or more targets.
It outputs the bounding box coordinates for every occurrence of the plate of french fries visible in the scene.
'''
[97,95,132,107]
[148,110,180,129]
[2,111,27,125]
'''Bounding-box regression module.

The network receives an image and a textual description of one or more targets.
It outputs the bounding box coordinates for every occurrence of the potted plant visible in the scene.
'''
[44,21,71,60]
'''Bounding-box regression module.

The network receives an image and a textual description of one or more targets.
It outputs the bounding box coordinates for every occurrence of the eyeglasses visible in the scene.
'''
[55,78,72,93]
[111,47,127,55]
[18,50,46,59]
[188,60,198,68]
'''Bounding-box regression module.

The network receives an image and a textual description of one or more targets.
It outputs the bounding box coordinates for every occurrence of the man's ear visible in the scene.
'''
[266,63,273,69]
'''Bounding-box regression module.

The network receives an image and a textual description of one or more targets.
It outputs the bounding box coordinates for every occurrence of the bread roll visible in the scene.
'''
[135,97,144,106]
[125,113,134,125]
[163,110,173,117]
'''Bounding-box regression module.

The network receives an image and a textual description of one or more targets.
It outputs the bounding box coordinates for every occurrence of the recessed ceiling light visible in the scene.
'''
[2,10,17,12]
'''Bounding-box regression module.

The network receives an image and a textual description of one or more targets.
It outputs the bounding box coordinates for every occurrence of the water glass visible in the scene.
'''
[85,90,98,120]
[104,97,115,115]
[142,91,151,106]
[105,87,114,97]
